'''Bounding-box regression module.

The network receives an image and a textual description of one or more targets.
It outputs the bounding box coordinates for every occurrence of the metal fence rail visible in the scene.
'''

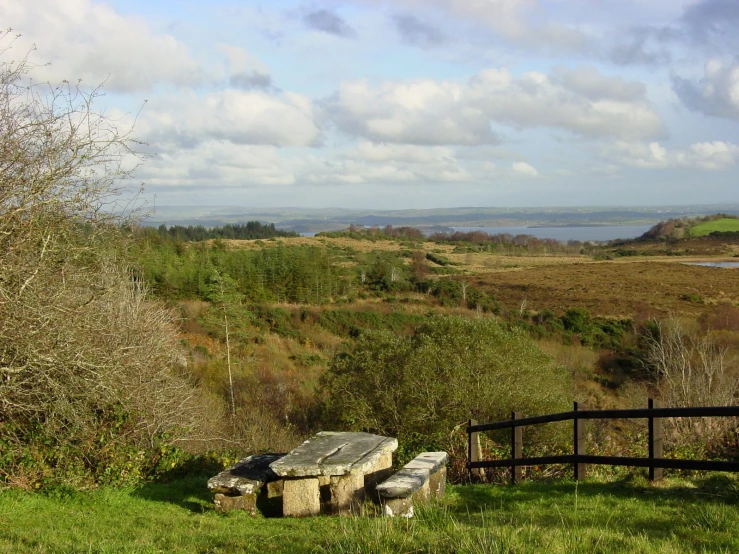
[466,400,739,483]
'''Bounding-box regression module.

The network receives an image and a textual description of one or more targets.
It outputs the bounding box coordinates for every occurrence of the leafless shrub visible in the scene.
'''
[641,318,739,448]
[0,31,220,485]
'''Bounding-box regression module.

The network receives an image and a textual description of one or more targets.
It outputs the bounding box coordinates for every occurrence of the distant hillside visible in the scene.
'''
[639,214,739,241]
[145,204,739,234]
[690,217,739,237]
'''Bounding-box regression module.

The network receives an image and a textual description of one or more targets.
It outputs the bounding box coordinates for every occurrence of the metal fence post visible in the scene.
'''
[648,398,663,481]
[511,411,522,484]
[574,401,587,480]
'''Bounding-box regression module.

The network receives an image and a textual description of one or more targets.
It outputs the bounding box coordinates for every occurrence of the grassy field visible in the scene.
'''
[1,475,738,553]
[690,219,739,237]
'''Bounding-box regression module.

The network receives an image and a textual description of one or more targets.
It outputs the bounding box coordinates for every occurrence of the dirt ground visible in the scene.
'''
[468,258,739,318]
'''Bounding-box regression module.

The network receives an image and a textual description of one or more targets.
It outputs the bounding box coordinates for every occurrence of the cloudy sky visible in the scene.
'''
[5,0,739,209]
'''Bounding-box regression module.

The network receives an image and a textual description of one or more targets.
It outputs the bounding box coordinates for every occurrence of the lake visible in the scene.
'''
[683,262,739,268]
[450,225,653,242]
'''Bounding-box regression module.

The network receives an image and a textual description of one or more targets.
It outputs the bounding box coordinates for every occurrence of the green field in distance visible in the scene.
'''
[690,218,739,236]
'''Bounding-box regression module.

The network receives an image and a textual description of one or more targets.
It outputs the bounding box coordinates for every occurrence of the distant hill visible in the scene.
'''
[639,214,739,241]
[145,204,739,234]
[690,217,739,237]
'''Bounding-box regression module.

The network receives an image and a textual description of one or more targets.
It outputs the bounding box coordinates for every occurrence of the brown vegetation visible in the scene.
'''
[0,38,217,487]
[468,260,739,318]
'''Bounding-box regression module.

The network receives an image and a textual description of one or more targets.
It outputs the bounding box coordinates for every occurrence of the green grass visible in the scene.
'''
[690,218,739,236]
[1,474,738,553]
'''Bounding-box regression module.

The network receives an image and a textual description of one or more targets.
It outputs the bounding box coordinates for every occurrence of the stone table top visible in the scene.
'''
[270,431,398,478]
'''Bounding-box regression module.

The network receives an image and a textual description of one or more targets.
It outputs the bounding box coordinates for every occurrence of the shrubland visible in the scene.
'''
[128,228,739,485]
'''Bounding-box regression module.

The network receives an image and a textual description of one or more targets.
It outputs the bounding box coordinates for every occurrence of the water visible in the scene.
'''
[683,262,739,268]
[450,225,653,242]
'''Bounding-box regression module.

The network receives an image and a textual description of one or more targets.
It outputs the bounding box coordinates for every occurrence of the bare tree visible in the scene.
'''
[460,281,469,306]
[0,31,217,486]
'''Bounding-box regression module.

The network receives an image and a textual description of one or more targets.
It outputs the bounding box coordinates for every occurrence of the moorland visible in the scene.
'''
[5,215,739,552]
[2,31,738,553]
[4,210,739,552]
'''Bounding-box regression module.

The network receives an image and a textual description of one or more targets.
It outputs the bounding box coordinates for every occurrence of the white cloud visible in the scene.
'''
[1,0,208,91]
[325,67,663,145]
[605,141,739,170]
[308,142,473,185]
[345,142,456,163]
[217,43,274,90]
[217,43,269,76]
[552,66,646,101]
[139,139,481,190]
[137,143,296,188]
[139,89,320,148]
[455,145,521,160]
[677,141,739,170]
[672,59,739,120]
[325,78,495,145]
[299,158,417,185]
[511,161,539,177]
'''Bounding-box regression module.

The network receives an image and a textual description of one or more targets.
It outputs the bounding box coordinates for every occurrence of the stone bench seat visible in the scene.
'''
[376,451,448,517]
[207,453,285,514]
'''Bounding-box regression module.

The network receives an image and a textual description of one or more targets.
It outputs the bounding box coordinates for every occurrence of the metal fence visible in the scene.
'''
[467,400,739,483]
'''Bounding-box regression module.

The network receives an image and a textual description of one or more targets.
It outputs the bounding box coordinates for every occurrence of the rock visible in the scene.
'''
[404,452,448,475]
[429,467,447,498]
[269,432,398,478]
[213,493,257,515]
[208,453,285,514]
[283,478,321,517]
[364,451,393,501]
[376,451,449,518]
[329,471,365,515]
[376,468,429,498]
[208,453,284,496]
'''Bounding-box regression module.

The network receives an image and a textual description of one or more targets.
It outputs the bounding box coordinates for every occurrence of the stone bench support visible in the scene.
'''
[376,451,448,518]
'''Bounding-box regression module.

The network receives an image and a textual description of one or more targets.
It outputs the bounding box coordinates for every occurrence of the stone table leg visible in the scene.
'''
[283,478,320,517]
[330,471,365,515]
[364,451,393,501]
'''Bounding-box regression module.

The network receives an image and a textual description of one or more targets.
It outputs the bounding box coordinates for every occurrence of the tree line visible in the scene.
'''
[141,221,298,242]
[134,238,350,304]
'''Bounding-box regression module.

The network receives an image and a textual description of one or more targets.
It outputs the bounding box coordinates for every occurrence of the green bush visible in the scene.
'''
[318,316,571,462]
[425,252,456,266]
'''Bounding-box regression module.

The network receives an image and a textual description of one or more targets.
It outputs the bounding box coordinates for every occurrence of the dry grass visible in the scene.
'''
[220,236,408,253]
[539,339,600,372]
[469,260,739,318]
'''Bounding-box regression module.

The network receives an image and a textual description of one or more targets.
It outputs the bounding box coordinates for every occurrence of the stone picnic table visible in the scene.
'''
[269,431,398,517]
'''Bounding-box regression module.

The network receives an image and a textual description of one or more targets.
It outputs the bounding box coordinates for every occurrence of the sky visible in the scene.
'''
[3,0,739,209]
